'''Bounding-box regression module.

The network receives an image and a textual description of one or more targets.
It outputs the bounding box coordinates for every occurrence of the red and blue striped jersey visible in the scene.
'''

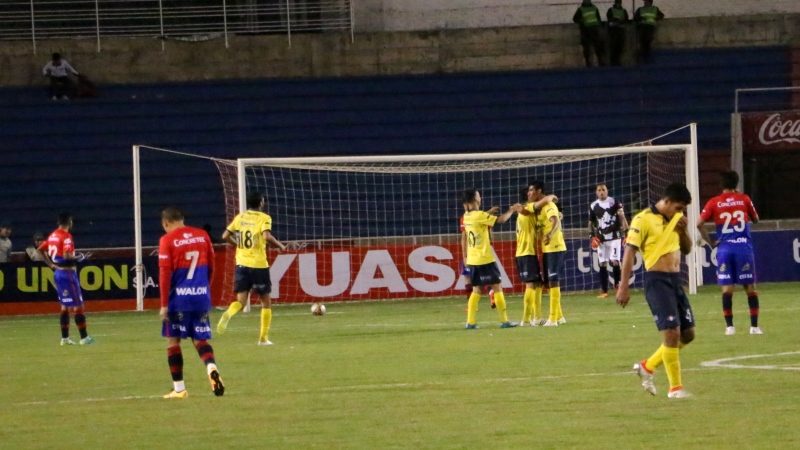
[700,192,759,252]
[158,226,214,311]
[38,228,75,266]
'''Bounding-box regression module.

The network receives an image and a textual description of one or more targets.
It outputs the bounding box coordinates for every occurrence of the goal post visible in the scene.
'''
[132,124,700,311]
[229,125,700,305]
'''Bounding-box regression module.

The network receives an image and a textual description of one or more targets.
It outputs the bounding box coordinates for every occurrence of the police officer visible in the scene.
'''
[572,0,605,67]
[606,0,629,66]
[634,0,665,63]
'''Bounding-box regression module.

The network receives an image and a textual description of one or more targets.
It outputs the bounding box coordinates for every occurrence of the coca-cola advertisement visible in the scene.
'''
[741,110,800,152]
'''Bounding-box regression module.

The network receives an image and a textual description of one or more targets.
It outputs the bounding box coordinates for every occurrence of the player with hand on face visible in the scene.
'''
[38,212,94,346]
[589,183,629,298]
[697,171,762,336]
[617,183,694,399]
[159,207,224,399]
[461,189,517,329]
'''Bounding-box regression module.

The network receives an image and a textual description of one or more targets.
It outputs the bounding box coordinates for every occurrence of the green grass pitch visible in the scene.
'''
[2,283,799,449]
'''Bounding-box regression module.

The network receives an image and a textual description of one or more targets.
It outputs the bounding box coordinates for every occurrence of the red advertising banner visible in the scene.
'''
[741,110,800,152]
[266,241,523,303]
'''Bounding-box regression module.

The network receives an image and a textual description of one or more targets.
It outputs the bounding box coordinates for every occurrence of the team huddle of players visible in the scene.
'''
[460,180,629,329]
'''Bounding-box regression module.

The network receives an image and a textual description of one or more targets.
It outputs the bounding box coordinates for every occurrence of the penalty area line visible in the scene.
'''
[700,351,800,371]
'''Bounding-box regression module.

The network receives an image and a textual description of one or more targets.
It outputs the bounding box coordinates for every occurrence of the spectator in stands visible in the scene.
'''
[26,232,46,262]
[634,0,665,63]
[573,0,605,67]
[606,0,629,66]
[0,222,12,263]
[43,53,80,100]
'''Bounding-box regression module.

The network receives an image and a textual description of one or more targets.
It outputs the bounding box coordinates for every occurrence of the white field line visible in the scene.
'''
[12,352,797,407]
[9,368,648,406]
[700,351,800,371]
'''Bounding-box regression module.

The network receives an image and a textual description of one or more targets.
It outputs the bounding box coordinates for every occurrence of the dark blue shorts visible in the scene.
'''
[542,251,566,284]
[162,310,213,340]
[516,255,541,283]
[716,249,755,286]
[644,272,695,331]
[54,270,84,307]
[469,262,501,287]
[234,266,271,294]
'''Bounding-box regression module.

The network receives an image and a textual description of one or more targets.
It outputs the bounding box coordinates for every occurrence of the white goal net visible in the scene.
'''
[205,130,700,307]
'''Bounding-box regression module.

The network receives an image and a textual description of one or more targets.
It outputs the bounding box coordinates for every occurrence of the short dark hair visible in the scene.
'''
[52,52,61,60]
[161,206,184,222]
[246,192,265,209]
[57,212,72,226]
[596,183,607,189]
[663,183,692,205]
[461,189,478,204]
[720,171,739,190]
[530,180,546,192]
[519,186,530,202]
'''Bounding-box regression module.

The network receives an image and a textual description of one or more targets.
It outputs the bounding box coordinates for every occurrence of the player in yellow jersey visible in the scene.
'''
[511,183,557,327]
[461,189,517,329]
[530,181,567,327]
[617,183,694,398]
[217,192,287,345]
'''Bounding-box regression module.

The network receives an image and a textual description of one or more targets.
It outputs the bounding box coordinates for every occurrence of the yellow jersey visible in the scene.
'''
[226,210,273,268]
[515,202,537,257]
[462,210,498,265]
[626,206,681,270]
[536,202,567,253]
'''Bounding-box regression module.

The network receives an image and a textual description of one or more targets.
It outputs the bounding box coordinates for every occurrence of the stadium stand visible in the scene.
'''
[0,46,792,247]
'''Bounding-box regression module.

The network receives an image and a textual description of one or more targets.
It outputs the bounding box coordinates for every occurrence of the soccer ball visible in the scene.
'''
[311,303,326,316]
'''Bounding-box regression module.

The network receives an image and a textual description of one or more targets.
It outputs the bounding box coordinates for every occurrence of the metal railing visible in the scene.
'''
[0,0,353,53]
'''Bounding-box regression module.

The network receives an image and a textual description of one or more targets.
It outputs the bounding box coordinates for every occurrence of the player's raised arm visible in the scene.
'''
[533,194,557,211]
[676,215,692,255]
[495,205,516,224]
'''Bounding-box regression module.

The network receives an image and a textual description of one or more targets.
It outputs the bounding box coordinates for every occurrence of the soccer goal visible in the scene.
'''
[203,124,701,308]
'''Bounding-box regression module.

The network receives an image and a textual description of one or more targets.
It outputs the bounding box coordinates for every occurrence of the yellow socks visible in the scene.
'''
[533,287,543,321]
[466,292,480,325]
[548,286,561,322]
[224,301,243,318]
[662,346,682,391]
[644,344,665,372]
[259,308,272,342]
[493,291,509,323]
[521,287,534,323]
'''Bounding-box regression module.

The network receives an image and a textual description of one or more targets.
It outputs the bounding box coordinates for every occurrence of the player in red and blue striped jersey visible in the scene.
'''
[158,207,224,399]
[697,171,763,336]
[38,212,94,346]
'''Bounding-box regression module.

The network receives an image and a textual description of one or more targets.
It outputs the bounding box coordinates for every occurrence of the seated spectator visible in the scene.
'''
[26,232,47,262]
[0,222,12,263]
[43,53,80,100]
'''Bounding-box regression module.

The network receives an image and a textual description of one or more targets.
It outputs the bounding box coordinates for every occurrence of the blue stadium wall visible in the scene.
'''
[0,46,792,248]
